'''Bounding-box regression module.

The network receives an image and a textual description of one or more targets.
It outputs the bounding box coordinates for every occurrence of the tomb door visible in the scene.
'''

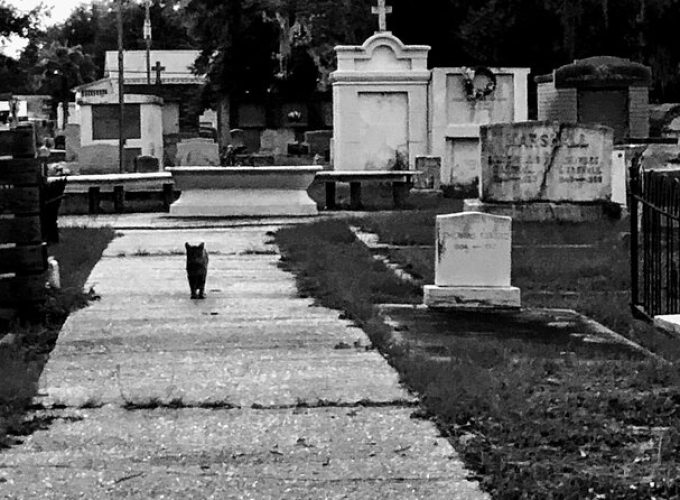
[578,89,628,143]
[358,92,409,170]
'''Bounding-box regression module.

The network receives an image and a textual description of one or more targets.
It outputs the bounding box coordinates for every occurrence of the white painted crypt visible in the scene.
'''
[331,24,530,192]
[332,32,431,172]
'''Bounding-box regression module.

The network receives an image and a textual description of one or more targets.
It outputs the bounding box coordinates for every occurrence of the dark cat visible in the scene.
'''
[185,242,209,299]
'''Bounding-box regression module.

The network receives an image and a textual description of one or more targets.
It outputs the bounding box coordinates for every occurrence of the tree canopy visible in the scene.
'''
[0,0,42,93]
[185,0,680,105]
[8,0,680,105]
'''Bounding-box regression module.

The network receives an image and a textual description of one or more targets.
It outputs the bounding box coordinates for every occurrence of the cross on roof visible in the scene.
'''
[372,0,392,32]
[153,61,166,85]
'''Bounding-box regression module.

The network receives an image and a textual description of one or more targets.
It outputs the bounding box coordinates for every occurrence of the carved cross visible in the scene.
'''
[372,0,392,31]
[153,61,166,85]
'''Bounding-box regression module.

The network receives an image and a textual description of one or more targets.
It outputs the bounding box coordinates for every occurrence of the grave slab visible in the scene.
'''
[423,285,521,309]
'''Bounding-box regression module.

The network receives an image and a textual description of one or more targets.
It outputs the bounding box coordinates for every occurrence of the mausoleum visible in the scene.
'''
[331,32,431,171]
[330,4,530,192]
[536,56,651,143]
[77,91,163,172]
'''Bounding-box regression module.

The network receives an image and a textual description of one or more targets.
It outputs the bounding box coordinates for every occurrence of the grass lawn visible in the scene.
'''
[356,211,680,360]
[275,208,680,499]
[0,226,115,447]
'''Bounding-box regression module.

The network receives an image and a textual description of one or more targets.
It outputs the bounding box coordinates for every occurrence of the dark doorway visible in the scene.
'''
[577,90,628,143]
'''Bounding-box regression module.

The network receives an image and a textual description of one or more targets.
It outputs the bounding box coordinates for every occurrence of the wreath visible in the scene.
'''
[462,66,497,102]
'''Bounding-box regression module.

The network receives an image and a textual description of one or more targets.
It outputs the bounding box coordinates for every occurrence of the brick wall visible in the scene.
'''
[537,81,577,122]
[628,86,650,138]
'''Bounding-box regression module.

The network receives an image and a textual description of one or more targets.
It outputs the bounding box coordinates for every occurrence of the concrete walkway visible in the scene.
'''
[0,220,486,499]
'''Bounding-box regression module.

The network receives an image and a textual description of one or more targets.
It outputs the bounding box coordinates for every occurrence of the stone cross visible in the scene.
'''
[372,0,392,32]
[153,61,166,85]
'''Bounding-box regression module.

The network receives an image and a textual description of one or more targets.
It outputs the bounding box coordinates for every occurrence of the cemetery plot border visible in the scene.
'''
[629,166,680,320]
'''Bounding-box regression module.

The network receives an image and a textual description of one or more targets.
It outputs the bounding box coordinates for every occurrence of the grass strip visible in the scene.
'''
[0,226,115,446]
[276,218,680,499]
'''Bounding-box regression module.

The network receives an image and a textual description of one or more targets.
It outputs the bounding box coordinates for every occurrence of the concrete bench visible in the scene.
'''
[62,173,174,213]
[315,171,420,210]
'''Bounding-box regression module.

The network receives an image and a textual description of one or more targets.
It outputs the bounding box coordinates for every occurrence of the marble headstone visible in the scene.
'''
[480,121,614,203]
[423,212,520,309]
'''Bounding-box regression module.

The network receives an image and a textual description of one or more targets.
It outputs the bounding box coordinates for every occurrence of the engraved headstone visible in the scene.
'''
[424,212,520,309]
[480,121,614,203]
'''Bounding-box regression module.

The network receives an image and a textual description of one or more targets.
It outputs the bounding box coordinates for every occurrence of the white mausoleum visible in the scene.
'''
[331,31,529,191]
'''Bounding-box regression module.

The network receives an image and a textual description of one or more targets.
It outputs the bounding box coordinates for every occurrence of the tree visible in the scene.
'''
[31,0,196,80]
[185,0,375,125]
[0,0,42,93]
[0,0,37,39]
[34,42,97,123]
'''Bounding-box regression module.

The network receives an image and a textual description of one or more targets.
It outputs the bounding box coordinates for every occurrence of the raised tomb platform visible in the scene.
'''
[166,166,321,217]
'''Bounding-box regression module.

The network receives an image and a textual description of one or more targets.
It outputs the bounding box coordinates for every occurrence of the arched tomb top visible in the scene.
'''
[554,56,651,89]
[333,32,430,77]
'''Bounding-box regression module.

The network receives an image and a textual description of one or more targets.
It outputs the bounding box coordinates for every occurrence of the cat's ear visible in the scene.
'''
[185,242,190,250]
[198,242,205,250]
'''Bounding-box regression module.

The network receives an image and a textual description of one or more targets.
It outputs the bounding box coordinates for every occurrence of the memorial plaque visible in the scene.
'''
[480,121,614,202]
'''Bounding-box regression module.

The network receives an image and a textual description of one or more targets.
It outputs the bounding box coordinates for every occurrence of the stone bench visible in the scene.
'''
[315,171,420,210]
[63,173,174,213]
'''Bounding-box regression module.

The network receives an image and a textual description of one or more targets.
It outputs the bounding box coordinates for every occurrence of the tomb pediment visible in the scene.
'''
[332,32,430,81]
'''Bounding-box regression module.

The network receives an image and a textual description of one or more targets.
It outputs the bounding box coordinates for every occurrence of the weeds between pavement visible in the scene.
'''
[0,226,115,447]
[276,218,680,499]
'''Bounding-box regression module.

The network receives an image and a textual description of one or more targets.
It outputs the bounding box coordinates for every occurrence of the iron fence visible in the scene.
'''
[630,161,680,320]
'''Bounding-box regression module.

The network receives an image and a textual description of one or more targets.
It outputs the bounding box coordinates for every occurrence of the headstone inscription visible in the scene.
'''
[480,121,614,203]
[423,212,521,309]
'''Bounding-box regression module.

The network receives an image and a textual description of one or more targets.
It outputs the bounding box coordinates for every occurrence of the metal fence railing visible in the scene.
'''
[630,161,680,320]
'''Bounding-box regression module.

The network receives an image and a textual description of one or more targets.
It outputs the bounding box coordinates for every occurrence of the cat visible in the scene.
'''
[185,242,209,299]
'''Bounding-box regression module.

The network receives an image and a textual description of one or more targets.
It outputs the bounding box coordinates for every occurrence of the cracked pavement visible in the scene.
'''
[0,222,487,499]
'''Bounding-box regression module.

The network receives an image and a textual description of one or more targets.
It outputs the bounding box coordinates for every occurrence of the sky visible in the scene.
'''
[2,0,91,57]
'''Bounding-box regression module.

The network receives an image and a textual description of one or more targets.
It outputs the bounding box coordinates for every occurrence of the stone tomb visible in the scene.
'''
[464,121,615,221]
[167,166,320,217]
[423,212,521,309]
[331,32,430,171]
[429,67,530,193]
[176,138,220,166]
